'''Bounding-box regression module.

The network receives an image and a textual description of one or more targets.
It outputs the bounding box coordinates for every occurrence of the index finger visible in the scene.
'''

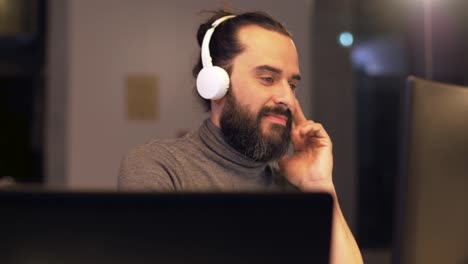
[293,98,308,125]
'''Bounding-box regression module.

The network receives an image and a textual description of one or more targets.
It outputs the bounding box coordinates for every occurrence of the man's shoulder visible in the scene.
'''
[129,132,199,159]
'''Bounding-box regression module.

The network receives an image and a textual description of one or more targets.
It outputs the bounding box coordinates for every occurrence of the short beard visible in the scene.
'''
[219,92,292,162]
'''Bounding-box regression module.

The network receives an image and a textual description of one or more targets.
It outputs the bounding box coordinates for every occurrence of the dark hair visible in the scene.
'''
[192,10,292,111]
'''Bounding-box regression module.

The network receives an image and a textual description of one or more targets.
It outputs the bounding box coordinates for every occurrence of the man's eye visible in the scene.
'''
[260,77,274,83]
[289,83,297,90]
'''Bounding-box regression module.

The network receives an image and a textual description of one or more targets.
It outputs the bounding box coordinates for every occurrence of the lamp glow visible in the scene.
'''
[338,32,354,47]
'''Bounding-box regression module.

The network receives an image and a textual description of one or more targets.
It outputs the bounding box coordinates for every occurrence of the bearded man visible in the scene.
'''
[118,10,363,263]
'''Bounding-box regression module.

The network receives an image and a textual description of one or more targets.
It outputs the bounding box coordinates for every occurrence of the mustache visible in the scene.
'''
[260,106,292,120]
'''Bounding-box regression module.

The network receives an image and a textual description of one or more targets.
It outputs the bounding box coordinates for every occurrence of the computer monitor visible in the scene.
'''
[0,190,333,264]
[394,76,468,264]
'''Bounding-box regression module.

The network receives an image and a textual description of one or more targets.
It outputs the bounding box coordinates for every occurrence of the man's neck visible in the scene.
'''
[210,114,221,128]
[210,101,224,128]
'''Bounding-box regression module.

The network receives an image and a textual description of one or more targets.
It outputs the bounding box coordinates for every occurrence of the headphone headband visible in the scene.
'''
[212,15,236,27]
[201,15,236,68]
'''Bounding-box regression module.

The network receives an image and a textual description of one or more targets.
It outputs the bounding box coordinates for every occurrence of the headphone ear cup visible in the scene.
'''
[196,66,230,100]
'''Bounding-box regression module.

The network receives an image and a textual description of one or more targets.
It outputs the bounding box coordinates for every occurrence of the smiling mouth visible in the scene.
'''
[264,114,288,125]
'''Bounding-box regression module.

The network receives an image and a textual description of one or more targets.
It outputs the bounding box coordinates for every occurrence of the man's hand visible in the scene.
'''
[279,98,334,192]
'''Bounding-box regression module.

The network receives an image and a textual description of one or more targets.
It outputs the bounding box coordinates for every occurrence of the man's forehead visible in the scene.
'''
[236,25,300,72]
[237,25,294,47]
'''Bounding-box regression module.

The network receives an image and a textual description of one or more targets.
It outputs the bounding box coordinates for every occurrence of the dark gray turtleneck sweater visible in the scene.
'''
[118,119,296,192]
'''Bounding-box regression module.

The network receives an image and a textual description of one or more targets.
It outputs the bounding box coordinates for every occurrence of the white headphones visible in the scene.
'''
[196,15,236,100]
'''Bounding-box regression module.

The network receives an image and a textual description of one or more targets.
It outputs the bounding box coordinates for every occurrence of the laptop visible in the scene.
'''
[0,190,332,264]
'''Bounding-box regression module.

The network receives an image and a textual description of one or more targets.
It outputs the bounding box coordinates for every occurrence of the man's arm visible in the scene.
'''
[118,144,178,191]
[300,182,363,264]
[279,99,363,264]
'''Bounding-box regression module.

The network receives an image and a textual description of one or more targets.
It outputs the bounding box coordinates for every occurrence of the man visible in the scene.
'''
[119,10,363,263]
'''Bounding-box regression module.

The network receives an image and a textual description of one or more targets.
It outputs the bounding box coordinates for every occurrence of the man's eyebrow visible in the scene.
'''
[254,65,301,81]
[255,65,282,75]
[291,74,301,82]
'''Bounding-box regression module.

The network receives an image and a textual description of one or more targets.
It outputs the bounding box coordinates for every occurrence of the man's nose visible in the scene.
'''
[272,80,295,110]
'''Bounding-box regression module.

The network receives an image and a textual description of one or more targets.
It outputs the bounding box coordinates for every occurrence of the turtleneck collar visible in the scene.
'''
[198,119,268,170]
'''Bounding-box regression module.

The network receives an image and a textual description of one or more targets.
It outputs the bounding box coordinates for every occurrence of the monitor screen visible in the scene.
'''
[394,76,468,264]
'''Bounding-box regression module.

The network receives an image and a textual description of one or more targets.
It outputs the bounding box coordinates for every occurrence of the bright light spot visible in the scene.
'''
[338,32,354,47]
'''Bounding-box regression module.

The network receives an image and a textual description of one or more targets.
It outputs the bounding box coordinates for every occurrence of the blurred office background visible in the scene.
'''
[1,0,467,263]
